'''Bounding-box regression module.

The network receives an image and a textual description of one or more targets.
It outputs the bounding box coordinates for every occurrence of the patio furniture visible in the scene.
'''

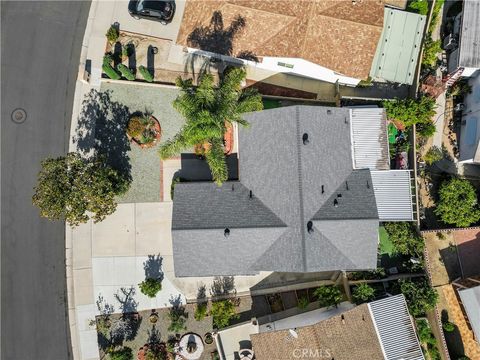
[177,333,204,360]
[238,349,254,360]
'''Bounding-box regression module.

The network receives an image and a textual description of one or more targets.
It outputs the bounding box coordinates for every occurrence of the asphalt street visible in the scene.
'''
[1,2,90,359]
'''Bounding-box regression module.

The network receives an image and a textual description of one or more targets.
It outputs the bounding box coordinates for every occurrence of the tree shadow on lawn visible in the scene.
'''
[73,89,132,184]
[143,254,164,282]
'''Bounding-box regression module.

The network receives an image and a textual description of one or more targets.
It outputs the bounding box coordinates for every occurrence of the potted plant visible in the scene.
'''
[204,333,214,344]
[126,113,161,148]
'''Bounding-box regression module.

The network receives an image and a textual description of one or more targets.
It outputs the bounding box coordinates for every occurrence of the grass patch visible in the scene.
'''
[379,226,394,256]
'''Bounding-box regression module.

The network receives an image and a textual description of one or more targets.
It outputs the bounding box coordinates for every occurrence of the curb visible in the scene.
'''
[66,1,98,359]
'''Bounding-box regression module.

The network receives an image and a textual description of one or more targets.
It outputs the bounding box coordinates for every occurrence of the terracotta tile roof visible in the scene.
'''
[176,0,385,79]
[250,304,385,360]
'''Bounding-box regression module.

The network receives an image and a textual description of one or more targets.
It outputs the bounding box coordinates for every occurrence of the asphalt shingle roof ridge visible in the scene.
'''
[295,106,307,272]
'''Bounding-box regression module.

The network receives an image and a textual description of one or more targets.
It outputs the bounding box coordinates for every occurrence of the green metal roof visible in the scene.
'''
[370,8,426,85]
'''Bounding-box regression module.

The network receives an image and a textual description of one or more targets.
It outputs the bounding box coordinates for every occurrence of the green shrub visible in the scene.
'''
[400,279,438,317]
[384,222,424,257]
[417,120,436,138]
[352,283,375,304]
[424,146,443,165]
[422,36,442,69]
[139,278,162,298]
[139,65,154,83]
[102,56,120,80]
[429,0,445,34]
[383,96,436,129]
[106,25,119,43]
[297,296,309,309]
[109,347,133,360]
[117,64,135,81]
[167,306,187,332]
[443,321,455,332]
[194,302,208,321]
[313,286,342,308]
[407,0,429,15]
[449,80,472,97]
[210,299,239,329]
[435,177,480,227]
[170,177,181,200]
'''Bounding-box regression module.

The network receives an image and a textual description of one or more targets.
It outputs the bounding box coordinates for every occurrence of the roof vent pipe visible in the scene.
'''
[224,228,230,237]
[307,221,314,234]
[249,190,253,199]
[302,133,309,145]
[345,181,349,190]
[333,199,339,207]
[321,185,324,194]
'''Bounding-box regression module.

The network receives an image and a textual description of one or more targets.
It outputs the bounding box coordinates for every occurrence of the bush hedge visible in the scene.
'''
[102,59,120,80]
[138,65,154,82]
[117,64,135,81]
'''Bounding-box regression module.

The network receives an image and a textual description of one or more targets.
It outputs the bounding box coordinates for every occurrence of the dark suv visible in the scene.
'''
[128,0,175,24]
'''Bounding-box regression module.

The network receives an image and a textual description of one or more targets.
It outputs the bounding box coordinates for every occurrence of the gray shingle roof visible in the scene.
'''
[172,106,381,277]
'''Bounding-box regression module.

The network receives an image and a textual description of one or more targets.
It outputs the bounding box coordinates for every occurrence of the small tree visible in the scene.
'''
[32,153,129,226]
[117,64,135,81]
[139,65,154,82]
[167,306,187,332]
[106,25,119,43]
[109,347,133,360]
[194,302,208,321]
[313,286,342,308]
[352,283,375,304]
[399,279,438,317]
[383,96,436,129]
[442,321,455,332]
[139,278,162,298]
[210,299,239,329]
[422,36,442,69]
[424,146,443,165]
[416,120,436,138]
[435,177,480,227]
[383,222,424,257]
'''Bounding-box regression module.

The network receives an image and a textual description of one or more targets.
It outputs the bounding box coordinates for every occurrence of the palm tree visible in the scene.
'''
[159,67,263,185]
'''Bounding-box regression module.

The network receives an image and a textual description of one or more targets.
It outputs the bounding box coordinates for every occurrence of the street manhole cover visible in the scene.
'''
[11,108,27,123]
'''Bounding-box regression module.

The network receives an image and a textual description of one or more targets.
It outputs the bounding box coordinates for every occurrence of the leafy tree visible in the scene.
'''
[117,64,135,81]
[139,65,154,83]
[407,0,429,15]
[109,347,133,360]
[416,120,436,138]
[383,222,424,257]
[383,96,436,129]
[106,25,119,43]
[422,36,442,69]
[399,279,438,317]
[435,177,480,227]
[103,55,121,80]
[32,153,129,226]
[194,302,208,321]
[159,67,263,185]
[139,278,162,298]
[442,321,455,332]
[210,299,239,329]
[352,283,375,304]
[167,306,187,332]
[424,146,443,165]
[416,319,441,360]
[313,286,342,308]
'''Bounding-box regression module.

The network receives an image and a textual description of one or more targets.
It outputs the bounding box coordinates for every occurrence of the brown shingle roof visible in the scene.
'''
[176,0,385,79]
[250,304,384,360]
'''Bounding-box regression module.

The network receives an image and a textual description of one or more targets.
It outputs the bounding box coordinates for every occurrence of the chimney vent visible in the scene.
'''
[224,228,230,237]
[302,133,309,145]
[307,221,314,234]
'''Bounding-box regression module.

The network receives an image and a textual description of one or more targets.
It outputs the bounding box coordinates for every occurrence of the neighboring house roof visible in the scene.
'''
[251,295,423,360]
[172,106,414,277]
[371,170,414,221]
[459,0,480,69]
[350,108,390,170]
[176,0,384,79]
[370,8,426,84]
[368,294,425,360]
[458,285,480,342]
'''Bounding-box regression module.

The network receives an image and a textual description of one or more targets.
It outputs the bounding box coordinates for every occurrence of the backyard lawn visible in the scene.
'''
[379,226,394,255]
